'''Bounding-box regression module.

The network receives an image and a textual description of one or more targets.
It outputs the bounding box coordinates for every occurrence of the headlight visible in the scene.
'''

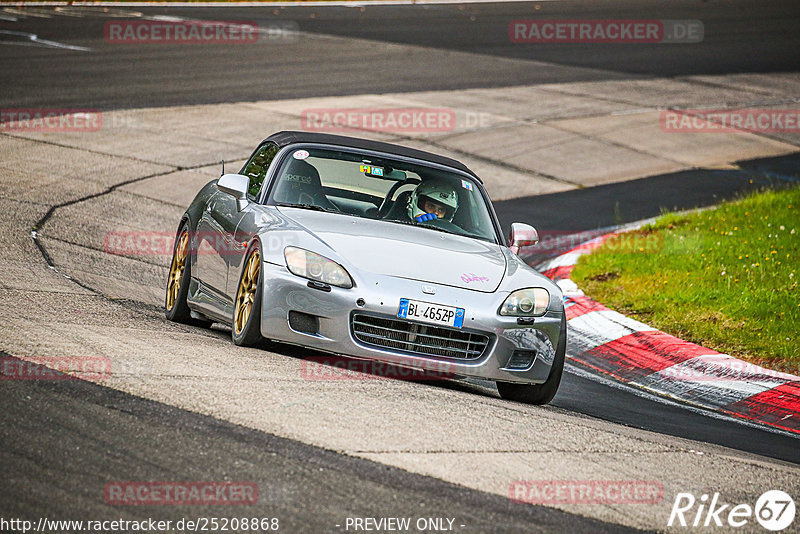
[284,247,353,289]
[499,288,549,316]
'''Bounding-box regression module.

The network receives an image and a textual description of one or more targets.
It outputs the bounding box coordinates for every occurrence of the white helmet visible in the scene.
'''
[408,180,459,222]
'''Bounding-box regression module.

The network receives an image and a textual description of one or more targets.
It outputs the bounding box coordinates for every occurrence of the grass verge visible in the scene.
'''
[571,186,800,374]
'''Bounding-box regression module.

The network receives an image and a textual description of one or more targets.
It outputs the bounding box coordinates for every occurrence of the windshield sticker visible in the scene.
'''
[360,164,384,177]
[292,150,309,160]
[286,173,313,183]
[461,180,473,191]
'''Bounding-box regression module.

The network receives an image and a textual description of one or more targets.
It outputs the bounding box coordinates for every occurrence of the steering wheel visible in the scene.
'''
[378,181,417,218]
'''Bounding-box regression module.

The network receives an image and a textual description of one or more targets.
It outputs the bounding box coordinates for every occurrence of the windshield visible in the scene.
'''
[267,146,499,243]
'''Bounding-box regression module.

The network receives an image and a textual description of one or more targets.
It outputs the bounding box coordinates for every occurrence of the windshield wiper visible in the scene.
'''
[275,203,336,213]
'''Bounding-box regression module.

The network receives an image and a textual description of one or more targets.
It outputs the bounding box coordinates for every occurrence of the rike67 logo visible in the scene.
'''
[669,490,795,531]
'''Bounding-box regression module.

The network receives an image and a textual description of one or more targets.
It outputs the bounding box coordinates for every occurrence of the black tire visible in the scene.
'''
[164,223,212,327]
[496,314,567,405]
[232,242,264,347]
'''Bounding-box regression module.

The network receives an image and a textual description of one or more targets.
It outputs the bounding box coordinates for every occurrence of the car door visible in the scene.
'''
[194,190,246,303]
[195,143,280,302]
[226,142,283,299]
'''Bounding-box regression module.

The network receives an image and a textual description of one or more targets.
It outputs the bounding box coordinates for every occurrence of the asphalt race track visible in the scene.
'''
[0,353,633,533]
[1,1,799,109]
[1,1,799,532]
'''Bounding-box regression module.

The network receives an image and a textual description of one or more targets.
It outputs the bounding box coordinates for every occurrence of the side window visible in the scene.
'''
[241,143,279,200]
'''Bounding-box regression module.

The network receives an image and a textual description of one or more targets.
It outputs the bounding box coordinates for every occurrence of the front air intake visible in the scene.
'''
[288,311,319,335]
[351,314,489,360]
[505,350,536,370]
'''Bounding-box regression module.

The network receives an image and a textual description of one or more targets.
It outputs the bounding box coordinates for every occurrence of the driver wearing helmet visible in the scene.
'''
[408,180,459,223]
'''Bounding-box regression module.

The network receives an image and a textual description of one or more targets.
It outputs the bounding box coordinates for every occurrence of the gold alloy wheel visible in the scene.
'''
[166,231,189,311]
[234,249,260,335]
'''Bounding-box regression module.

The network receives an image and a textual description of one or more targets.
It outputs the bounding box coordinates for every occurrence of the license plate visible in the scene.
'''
[397,298,465,328]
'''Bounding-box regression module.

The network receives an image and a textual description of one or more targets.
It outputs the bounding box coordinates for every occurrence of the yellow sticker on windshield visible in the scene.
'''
[360,164,384,177]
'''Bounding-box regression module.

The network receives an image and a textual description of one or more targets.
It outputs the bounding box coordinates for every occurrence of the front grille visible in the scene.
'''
[351,314,490,360]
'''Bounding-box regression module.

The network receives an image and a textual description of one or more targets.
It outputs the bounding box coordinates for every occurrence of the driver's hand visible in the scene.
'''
[414,213,438,222]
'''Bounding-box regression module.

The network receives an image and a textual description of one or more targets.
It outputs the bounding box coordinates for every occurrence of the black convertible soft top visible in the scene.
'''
[263,131,481,183]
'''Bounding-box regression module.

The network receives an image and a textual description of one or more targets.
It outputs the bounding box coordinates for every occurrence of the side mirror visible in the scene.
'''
[217,173,250,211]
[508,222,539,255]
[217,173,249,199]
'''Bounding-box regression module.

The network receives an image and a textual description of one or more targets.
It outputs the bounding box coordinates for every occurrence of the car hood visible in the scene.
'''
[277,208,506,293]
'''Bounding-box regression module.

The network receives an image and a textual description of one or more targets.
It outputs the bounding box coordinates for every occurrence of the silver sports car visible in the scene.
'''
[165,131,566,404]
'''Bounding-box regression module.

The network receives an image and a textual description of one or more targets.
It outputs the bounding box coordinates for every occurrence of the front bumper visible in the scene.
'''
[259,262,563,384]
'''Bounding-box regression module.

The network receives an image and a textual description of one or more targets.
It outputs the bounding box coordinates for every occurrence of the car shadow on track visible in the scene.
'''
[206,323,503,400]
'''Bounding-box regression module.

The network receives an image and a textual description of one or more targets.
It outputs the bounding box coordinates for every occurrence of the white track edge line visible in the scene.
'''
[564,362,799,440]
